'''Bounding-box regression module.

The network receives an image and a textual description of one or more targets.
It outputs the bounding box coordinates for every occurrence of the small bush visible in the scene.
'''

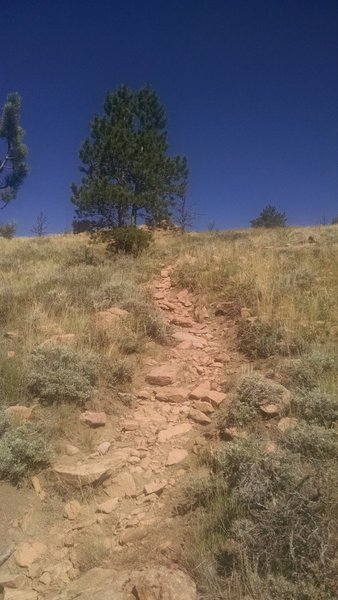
[279,422,337,460]
[0,222,16,239]
[237,373,289,408]
[133,308,172,344]
[102,226,152,256]
[107,358,133,385]
[27,345,99,405]
[291,389,338,427]
[118,331,144,354]
[280,352,336,391]
[0,407,10,437]
[211,438,299,504]
[237,319,283,358]
[221,399,257,427]
[77,532,110,571]
[0,423,51,483]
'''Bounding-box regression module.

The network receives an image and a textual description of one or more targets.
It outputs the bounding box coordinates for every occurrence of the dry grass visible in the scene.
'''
[0,233,168,481]
[170,225,338,599]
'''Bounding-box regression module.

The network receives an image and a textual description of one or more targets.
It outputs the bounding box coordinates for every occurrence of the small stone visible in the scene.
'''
[14,542,47,568]
[202,390,226,407]
[96,442,111,455]
[112,471,137,498]
[79,411,107,427]
[121,419,138,431]
[166,449,188,466]
[63,499,82,520]
[158,423,192,442]
[170,316,194,327]
[194,401,214,414]
[189,408,211,424]
[146,364,178,386]
[5,405,36,421]
[39,572,52,586]
[65,444,80,456]
[7,350,15,358]
[155,387,189,403]
[277,417,298,432]
[4,331,20,340]
[189,381,211,400]
[39,333,76,348]
[144,480,167,495]
[4,591,37,600]
[222,427,240,441]
[259,404,280,417]
[31,475,46,500]
[96,497,119,514]
[119,526,148,545]
[137,389,150,399]
[241,307,252,318]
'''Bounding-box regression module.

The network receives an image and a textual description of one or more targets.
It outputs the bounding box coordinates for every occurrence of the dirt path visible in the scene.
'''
[0,265,238,599]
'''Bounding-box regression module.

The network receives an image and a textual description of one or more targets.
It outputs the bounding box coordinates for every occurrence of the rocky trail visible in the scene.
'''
[0,265,241,600]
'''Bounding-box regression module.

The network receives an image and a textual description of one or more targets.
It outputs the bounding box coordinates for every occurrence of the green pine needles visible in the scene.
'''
[71,84,188,230]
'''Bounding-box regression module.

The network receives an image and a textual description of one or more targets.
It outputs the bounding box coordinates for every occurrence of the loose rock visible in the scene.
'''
[189,408,211,424]
[146,364,178,386]
[158,423,192,442]
[166,449,188,466]
[79,411,107,427]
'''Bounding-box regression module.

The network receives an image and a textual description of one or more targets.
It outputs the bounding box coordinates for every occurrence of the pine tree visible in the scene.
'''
[71,85,188,228]
[0,93,28,207]
[250,205,287,228]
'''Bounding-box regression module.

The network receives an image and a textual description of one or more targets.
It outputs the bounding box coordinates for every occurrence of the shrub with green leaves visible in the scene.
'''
[237,373,289,408]
[280,352,336,391]
[291,388,338,427]
[106,358,133,385]
[237,319,283,358]
[100,226,152,256]
[27,345,99,405]
[0,424,51,483]
[279,422,337,460]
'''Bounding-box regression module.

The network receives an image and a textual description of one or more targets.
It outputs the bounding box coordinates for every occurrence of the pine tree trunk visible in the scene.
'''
[131,205,137,226]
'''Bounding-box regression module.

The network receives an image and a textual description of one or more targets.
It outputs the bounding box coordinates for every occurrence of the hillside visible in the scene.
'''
[0,225,337,600]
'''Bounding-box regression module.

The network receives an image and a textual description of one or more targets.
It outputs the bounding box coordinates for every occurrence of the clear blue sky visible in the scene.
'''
[2,0,338,234]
